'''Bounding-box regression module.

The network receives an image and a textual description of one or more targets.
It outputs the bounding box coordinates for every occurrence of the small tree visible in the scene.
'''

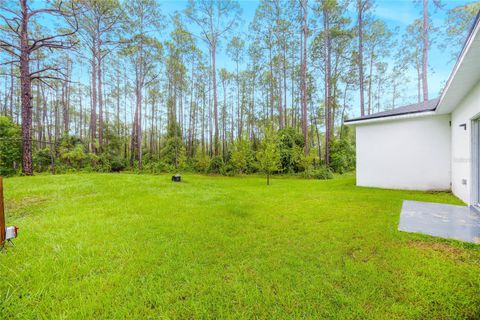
[257,127,280,185]
[230,137,252,174]
[299,148,317,178]
[161,122,187,171]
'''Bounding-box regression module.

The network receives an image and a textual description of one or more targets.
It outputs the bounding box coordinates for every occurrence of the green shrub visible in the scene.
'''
[277,127,304,173]
[33,148,53,172]
[58,135,91,169]
[298,148,318,177]
[110,156,126,172]
[230,137,253,174]
[191,152,210,173]
[61,144,88,169]
[329,139,355,174]
[312,167,333,180]
[88,152,100,169]
[220,162,236,176]
[0,116,21,176]
[207,156,224,174]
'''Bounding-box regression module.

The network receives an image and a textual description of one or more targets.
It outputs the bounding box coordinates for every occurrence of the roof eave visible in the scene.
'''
[345,110,437,126]
[436,11,480,114]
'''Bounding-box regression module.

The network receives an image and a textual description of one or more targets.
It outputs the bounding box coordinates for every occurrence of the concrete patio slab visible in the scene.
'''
[399,200,480,244]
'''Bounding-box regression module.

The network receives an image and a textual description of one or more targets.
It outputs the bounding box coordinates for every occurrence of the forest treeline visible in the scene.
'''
[0,0,478,178]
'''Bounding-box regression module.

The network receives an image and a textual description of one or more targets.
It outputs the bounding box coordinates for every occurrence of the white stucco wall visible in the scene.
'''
[355,114,451,191]
[451,81,480,205]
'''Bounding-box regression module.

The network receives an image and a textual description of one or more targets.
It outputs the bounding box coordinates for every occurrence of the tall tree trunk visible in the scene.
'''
[278,62,284,129]
[188,71,194,158]
[19,0,33,175]
[236,60,242,138]
[136,35,145,170]
[251,66,256,138]
[201,88,205,154]
[9,56,14,119]
[192,94,198,157]
[291,44,295,128]
[300,0,308,155]
[422,0,429,102]
[212,42,219,155]
[41,86,49,149]
[61,82,66,134]
[116,69,120,136]
[54,86,60,141]
[283,46,287,128]
[79,84,83,140]
[3,74,8,116]
[268,47,274,125]
[367,51,374,115]
[97,43,104,148]
[392,77,397,108]
[340,83,350,138]
[137,77,143,170]
[358,0,365,116]
[230,85,235,144]
[62,61,70,135]
[150,94,154,153]
[130,101,138,167]
[35,58,42,146]
[222,79,227,159]
[90,44,97,153]
[324,6,332,166]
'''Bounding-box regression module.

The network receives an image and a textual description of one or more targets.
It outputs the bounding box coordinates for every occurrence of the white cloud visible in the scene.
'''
[374,4,418,26]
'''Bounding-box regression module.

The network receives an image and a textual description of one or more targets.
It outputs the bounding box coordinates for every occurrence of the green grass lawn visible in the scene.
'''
[0,173,479,319]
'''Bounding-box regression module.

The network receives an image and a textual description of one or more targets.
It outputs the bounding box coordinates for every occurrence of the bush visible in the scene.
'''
[230,137,253,174]
[88,152,100,170]
[0,116,21,176]
[207,156,224,174]
[298,148,318,177]
[277,127,304,173]
[110,157,126,172]
[58,135,91,169]
[312,167,334,180]
[142,161,168,174]
[220,162,235,176]
[34,148,53,172]
[191,152,210,173]
[329,139,355,174]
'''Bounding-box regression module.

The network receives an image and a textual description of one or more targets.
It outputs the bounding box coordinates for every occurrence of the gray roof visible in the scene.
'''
[345,98,439,123]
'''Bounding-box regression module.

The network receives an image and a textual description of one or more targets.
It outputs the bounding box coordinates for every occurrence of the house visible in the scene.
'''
[346,12,480,208]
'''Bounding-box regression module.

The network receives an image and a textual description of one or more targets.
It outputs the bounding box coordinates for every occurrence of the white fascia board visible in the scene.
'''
[345,111,437,126]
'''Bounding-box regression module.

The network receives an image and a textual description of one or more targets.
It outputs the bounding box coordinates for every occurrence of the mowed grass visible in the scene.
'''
[0,173,479,319]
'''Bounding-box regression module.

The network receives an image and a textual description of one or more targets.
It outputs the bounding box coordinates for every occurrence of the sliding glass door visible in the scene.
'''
[477,119,480,206]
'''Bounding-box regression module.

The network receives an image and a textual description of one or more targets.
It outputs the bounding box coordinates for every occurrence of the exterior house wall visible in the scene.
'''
[356,114,452,190]
[451,81,480,205]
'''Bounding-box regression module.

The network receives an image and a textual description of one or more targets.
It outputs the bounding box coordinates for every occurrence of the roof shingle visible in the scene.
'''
[345,98,439,123]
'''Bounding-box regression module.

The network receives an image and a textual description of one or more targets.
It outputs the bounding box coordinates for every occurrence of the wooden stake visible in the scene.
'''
[0,177,5,245]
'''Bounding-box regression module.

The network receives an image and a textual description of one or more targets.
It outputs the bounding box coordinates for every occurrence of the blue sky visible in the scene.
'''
[369,0,475,103]
[25,0,475,116]
[159,0,477,111]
